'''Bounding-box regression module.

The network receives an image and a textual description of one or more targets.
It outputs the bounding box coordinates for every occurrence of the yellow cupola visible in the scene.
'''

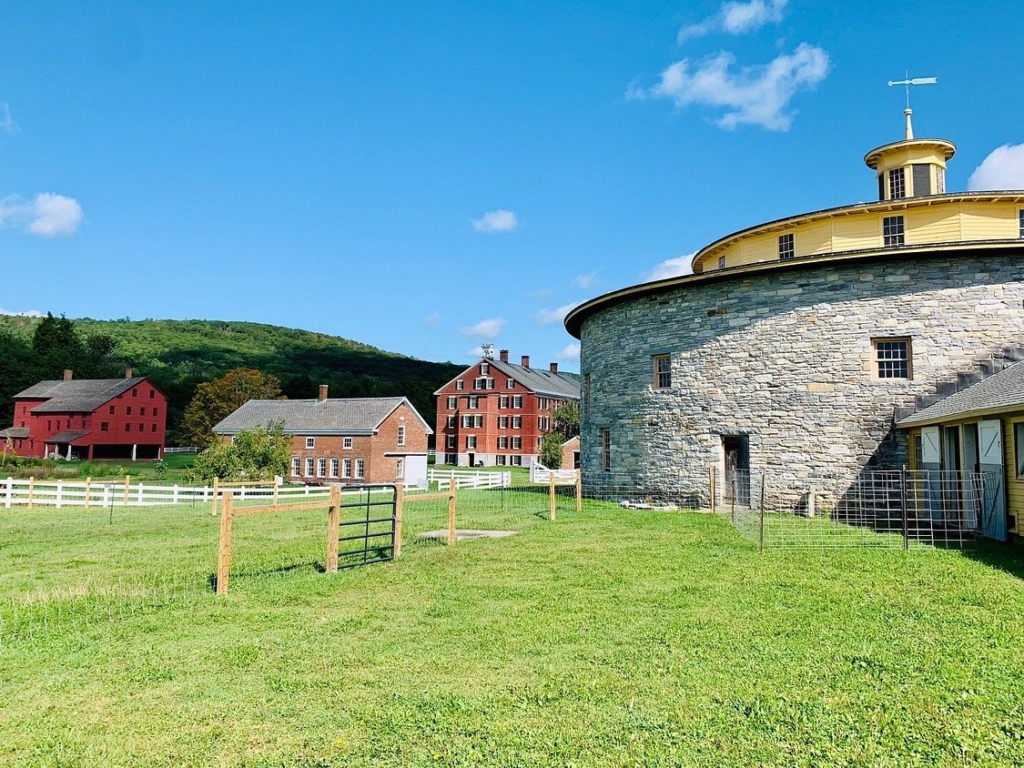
[864,108,955,201]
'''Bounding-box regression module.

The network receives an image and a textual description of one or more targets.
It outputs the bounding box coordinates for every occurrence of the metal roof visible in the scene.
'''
[897,361,1024,427]
[16,377,148,413]
[434,358,581,399]
[213,396,432,435]
[47,430,91,443]
[0,427,29,439]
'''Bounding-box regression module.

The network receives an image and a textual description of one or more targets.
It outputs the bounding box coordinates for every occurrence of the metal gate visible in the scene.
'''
[333,485,397,569]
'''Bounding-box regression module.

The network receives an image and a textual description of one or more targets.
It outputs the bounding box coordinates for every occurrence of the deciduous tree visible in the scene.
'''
[180,369,283,449]
[188,422,291,481]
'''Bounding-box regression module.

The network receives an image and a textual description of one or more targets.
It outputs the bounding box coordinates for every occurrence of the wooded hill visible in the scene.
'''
[0,316,462,444]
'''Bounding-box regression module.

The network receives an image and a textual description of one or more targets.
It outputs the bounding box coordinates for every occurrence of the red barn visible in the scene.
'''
[1,369,167,461]
[433,350,580,467]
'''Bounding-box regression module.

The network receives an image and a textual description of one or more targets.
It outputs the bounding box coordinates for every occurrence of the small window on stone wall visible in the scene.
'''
[872,337,912,380]
[600,428,611,472]
[653,355,671,389]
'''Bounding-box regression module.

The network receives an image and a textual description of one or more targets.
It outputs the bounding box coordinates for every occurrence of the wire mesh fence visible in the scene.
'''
[727,468,998,550]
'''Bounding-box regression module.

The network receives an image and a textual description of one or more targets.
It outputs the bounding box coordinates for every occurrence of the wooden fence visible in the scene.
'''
[426,468,511,490]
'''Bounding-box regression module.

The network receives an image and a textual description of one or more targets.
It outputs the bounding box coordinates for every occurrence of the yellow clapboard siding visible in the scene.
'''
[832,216,881,251]
[907,207,962,244]
[1004,419,1023,534]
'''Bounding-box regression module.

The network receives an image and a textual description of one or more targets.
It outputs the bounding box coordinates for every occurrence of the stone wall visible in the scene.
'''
[579,252,1024,508]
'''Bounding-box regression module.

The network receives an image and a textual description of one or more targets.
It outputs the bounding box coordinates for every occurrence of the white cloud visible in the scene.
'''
[967,144,1024,191]
[0,102,18,134]
[460,317,505,339]
[573,271,599,289]
[645,252,697,282]
[0,307,43,317]
[472,209,518,233]
[535,302,581,326]
[680,0,788,41]
[558,343,580,361]
[629,43,829,131]
[0,193,84,237]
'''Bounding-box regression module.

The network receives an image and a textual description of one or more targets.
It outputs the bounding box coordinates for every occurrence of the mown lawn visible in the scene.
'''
[1,491,1023,767]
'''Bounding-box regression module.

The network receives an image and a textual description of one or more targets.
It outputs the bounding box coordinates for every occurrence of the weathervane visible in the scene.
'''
[887,72,937,139]
[888,71,937,109]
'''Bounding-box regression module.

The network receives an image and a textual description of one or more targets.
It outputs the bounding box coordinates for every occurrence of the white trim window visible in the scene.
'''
[466,435,477,449]
[446,435,456,449]
[330,458,339,478]
[512,416,522,429]
[456,380,464,390]
[305,437,315,449]
[480,362,489,375]
[291,456,300,476]
[498,416,509,429]
[512,395,522,408]
[507,379,515,388]
[468,396,479,409]
[511,437,522,450]
[305,457,315,477]
[447,396,457,409]
[778,233,795,260]
[498,436,508,449]
[343,436,353,450]
[883,215,905,246]
[446,416,456,429]
[498,396,509,409]
[317,457,327,478]
[342,458,352,478]
[355,458,365,479]
[396,458,405,479]
[397,425,406,446]
[473,415,483,428]
[888,167,906,199]
[462,415,472,428]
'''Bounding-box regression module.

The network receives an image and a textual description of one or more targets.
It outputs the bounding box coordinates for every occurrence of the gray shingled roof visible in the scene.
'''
[213,396,432,435]
[16,377,147,413]
[434,358,581,399]
[0,427,29,439]
[48,430,90,443]
[897,361,1024,427]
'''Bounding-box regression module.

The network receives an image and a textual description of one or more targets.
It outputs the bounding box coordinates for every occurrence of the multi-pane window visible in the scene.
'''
[446,435,456,449]
[512,416,522,429]
[100,422,109,432]
[468,396,479,409]
[317,458,327,477]
[498,416,509,429]
[305,437,316,449]
[498,396,509,409]
[355,459,365,479]
[343,437,353,449]
[1019,209,1024,238]
[495,455,507,465]
[511,437,522,450]
[446,416,456,429]
[507,379,515,389]
[538,416,550,431]
[456,380,464,390]
[447,397,457,409]
[291,456,300,476]
[126,406,132,416]
[653,354,671,389]
[600,428,611,472]
[512,396,522,408]
[888,167,906,199]
[330,458,339,478]
[873,337,912,380]
[461,415,472,428]
[305,457,315,476]
[473,415,483,428]
[396,458,404,479]
[717,256,726,270]
[397,425,405,446]
[498,436,508,449]
[110,405,115,414]
[342,458,352,478]
[480,362,489,375]
[883,215,905,247]
[510,455,522,466]
[778,233,795,260]
[466,435,477,449]
[935,166,945,194]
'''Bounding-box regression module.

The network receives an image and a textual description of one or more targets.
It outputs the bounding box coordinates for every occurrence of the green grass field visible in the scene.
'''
[2,491,1023,767]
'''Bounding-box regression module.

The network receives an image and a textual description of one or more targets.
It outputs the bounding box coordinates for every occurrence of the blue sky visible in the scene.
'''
[2,1,1023,372]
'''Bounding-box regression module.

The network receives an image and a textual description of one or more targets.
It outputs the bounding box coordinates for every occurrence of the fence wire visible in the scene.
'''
[727,468,995,550]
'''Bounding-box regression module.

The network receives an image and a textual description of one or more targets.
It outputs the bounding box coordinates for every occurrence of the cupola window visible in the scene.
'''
[888,167,906,199]
[778,233,795,260]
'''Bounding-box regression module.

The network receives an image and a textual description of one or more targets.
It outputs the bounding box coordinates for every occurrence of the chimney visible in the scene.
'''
[63,369,73,381]
[549,362,558,373]
[318,384,329,401]
[521,355,530,369]
[125,367,133,379]
[499,349,509,363]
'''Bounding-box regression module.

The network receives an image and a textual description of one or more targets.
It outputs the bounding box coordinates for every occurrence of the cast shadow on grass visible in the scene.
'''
[208,561,323,592]
[958,539,1024,580]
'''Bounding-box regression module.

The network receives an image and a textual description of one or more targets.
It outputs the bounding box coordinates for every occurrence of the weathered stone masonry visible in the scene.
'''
[578,251,1024,507]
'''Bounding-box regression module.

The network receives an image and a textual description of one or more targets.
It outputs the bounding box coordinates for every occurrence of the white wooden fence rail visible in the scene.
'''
[426,468,511,490]
[530,464,579,485]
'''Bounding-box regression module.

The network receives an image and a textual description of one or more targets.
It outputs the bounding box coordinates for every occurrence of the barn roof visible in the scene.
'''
[897,361,1024,427]
[434,358,581,399]
[213,396,432,436]
[16,377,149,413]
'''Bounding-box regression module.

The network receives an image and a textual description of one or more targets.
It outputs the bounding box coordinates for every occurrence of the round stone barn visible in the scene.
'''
[564,112,1024,514]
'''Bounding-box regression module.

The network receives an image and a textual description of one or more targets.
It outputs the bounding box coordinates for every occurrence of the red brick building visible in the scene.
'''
[1,370,168,460]
[213,387,432,487]
[434,350,580,467]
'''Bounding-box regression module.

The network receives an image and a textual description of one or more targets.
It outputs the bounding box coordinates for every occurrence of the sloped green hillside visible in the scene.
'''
[0,317,461,443]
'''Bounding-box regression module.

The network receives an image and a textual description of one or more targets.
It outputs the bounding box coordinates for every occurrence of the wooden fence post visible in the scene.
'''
[326,485,341,573]
[28,476,35,508]
[216,492,234,596]
[273,480,279,505]
[575,469,582,513]
[84,477,92,508]
[211,477,220,517]
[394,483,404,559]
[447,478,457,546]
[123,475,130,507]
[549,471,556,521]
